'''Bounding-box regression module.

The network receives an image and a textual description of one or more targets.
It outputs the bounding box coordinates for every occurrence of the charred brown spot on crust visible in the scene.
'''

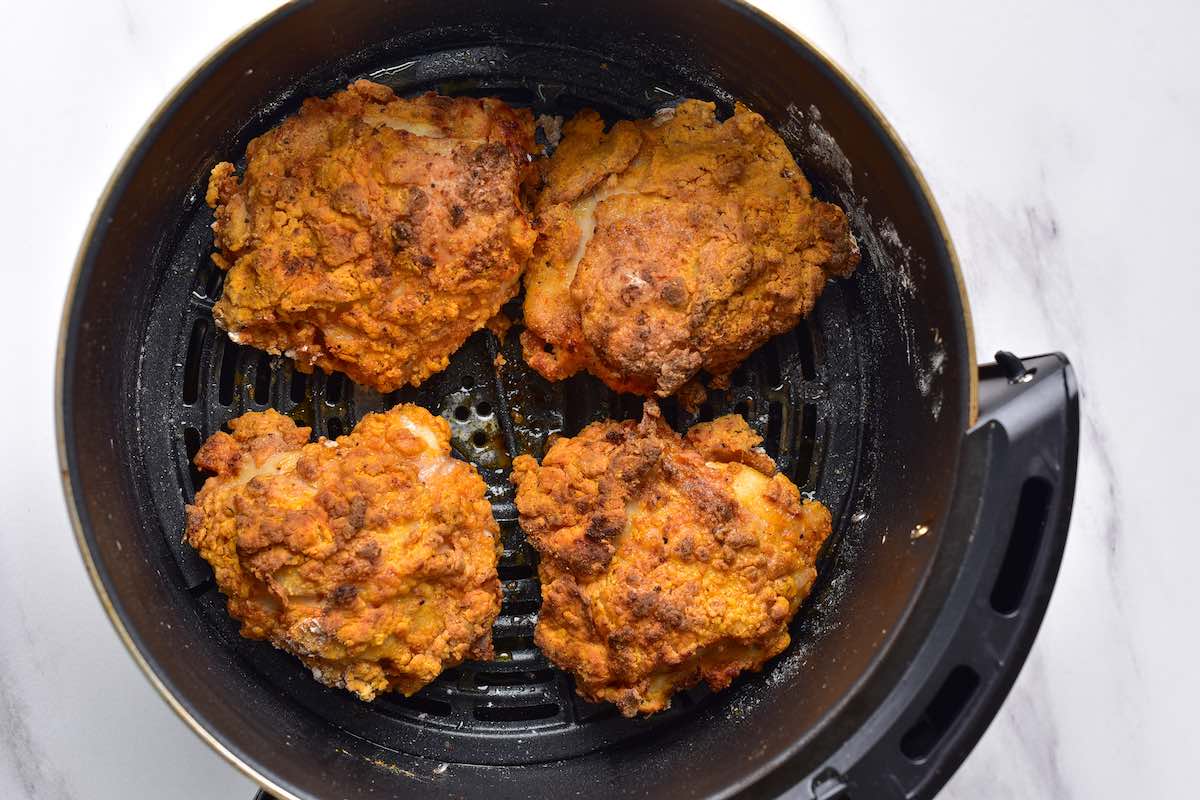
[559,535,615,575]
[407,187,429,215]
[460,243,497,275]
[317,489,348,518]
[370,257,393,278]
[450,204,467,227]
[659,277,687,307]
[470,142,509,170]
[347,495,367,532]
[330,584,358,606]
[390,221,413,251]
[586,513,624,540]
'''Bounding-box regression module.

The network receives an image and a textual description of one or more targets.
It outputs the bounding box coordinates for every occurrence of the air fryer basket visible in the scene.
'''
[58,2,1079,799]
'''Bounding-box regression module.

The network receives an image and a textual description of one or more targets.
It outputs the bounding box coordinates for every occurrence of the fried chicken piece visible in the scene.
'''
[521,101,859,397]
[206,80,538,393]
[511,402,832,716]
[184,406,501,700]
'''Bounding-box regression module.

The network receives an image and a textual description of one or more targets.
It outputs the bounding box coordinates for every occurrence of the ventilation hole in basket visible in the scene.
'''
[192,260,224,299]
[476,401,493,417]
[502,596,541,615]
[795,321,817,381]
[498,563,535,580]
[571,695,617,723]
[217,338,239,406]
[477,669,554,687]
[491,634,536,654]
[327,418,344,439]
[191,261,213,298]
[205,266,224,299]
[900,665,980,762]
[188,578,216,597]
[612,394,641,421]
[325,372,345,404]
[389,694,452,717]
[794,403,818,484]
[290,369,308,404]
[182,319,208,405]
[461,374,476,390]
[253,352,272,406]
[455,405,471,422]
[766,401,783,455]
[473,703,560,722]
[183,426,205,494]
[472,430,487,447]
[762,340,782,388]
[658,399,680,429]
[990,477,1053,615]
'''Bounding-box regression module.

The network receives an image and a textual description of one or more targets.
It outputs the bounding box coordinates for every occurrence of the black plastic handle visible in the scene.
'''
[802,352,1079,800]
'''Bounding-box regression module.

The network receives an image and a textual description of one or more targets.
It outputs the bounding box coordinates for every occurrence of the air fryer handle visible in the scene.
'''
[802,352,1079,800]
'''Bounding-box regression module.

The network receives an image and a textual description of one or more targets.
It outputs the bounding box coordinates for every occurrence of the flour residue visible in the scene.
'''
[916,328,947,420]
[781,103,946,420]
[781,104,856,192]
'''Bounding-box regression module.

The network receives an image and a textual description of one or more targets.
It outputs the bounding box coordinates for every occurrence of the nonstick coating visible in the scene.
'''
[60,2,974,798]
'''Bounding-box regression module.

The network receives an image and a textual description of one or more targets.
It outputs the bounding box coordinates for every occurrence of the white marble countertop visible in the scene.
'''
[2,1,1197,797]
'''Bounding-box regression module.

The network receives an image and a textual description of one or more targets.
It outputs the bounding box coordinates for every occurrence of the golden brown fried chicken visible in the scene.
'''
[185,405,501,700]
[521,101,859,397]
[206,80,538,393]
[511,402,831,716]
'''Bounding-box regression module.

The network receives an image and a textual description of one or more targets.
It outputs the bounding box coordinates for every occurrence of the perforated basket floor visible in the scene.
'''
[131,67,869,767]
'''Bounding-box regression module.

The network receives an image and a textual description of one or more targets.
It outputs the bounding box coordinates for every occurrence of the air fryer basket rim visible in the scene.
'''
[57,2,984,798]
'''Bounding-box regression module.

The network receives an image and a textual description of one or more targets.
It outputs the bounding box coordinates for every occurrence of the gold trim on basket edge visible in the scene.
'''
[54,1,979,797]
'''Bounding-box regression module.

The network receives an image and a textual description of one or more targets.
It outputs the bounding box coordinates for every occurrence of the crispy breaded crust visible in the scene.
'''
[521,101,859,397]
[206,80,538,392]
[512,402,832,715]
[185,406,501,700]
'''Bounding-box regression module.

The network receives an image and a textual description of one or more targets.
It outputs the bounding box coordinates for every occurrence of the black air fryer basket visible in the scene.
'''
[57,2,1079,798]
